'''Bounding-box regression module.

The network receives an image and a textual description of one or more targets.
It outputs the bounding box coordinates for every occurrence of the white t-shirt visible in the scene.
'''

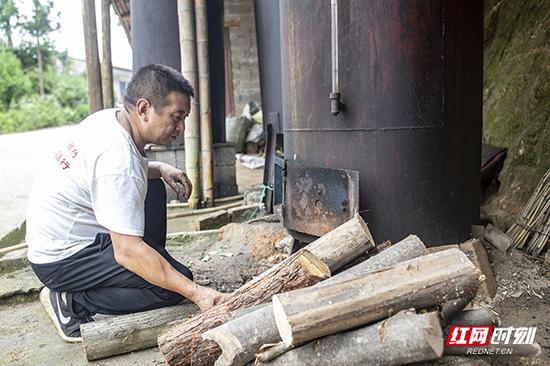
[26,109,149,264]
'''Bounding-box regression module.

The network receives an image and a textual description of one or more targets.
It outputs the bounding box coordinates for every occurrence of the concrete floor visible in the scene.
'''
[1,301,165,366]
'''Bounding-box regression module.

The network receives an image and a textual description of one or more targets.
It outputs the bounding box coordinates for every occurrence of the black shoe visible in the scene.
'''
[40,287,93,343]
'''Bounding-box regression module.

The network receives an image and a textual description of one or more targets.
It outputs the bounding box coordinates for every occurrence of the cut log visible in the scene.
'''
[485,223,512,252]
[427,244,460,254]
[159,214,373,366]
[442,307,501,356]
[429,240,496,298]
[318,234,427,287]
[202,305,279,366]
[203,234,427,366]
[82,302,198,360]
[445,308,499,328]
[440,297,474,326]
[304,214,375,272]
[272,249,481,346]
[158,250,330,366]
[81,302,269,361]
[259,310,443,366]
[459,239,497,298]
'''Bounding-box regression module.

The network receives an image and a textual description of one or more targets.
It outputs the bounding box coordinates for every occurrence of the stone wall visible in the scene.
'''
[225,0,261,114]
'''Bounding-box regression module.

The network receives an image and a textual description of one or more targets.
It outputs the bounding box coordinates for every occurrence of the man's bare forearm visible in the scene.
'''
[147,161,165,179]
[115,238,198,300]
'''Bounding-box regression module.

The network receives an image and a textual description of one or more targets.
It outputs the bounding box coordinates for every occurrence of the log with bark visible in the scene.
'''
[82,303,270,361]
[459,239,497,298]
[439,296,474,326]
[82,302,197,360]
[258,310,444,366]
[445,308,500,329]
[272,248,481,346]
[202,234,427,366]
[158,214,374,366]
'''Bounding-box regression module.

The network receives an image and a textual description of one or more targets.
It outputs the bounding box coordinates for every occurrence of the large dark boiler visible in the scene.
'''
[275,0,483,245]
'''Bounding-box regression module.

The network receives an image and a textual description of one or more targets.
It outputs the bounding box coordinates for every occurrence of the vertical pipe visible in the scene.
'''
[330,0,339,94]
[101,0,114,108]
[329,0,342,116]
[178,0,202,208]
[82,0,103,113]
[195,0,214,206]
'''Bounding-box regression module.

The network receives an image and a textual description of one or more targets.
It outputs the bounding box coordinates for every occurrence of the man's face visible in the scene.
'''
[148,91,191,145]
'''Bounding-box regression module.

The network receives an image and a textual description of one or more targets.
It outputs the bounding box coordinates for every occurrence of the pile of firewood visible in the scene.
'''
[153,215,535,366]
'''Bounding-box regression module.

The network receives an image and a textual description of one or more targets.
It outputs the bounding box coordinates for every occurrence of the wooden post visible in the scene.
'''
[272,249,481,346]
[259,311,443,366]
[82,0,103,113]
[101,0,114,108]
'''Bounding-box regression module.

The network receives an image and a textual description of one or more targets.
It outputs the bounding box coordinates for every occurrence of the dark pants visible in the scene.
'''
[31,179,193,318]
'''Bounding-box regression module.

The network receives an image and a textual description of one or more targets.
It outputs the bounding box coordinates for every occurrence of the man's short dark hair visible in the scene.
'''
[123,64,194,112]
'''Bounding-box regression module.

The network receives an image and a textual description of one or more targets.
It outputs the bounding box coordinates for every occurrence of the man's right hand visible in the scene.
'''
[191,285,227,311]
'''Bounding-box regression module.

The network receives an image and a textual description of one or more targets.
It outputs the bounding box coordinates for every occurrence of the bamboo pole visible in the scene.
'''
[101,0,114,108]
[82,0,103,113]
[178,0,201,209]
[195,0,214,207]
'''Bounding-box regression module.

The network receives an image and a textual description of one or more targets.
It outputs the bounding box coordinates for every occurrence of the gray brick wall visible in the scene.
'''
[225,0,261,114]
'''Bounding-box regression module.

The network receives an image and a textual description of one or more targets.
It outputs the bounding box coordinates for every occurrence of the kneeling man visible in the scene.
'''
[26,64,223,342]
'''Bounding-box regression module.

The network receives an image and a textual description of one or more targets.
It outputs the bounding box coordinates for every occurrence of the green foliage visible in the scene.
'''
[13,40,56,70]
[0,94,88,134]
[482,0,550,226]
[483,0,550,179]
[0,0,18,47]
[51,72,88,108]
[0,0,90,135]
[0,47,31,108]
[20,0,58,40]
